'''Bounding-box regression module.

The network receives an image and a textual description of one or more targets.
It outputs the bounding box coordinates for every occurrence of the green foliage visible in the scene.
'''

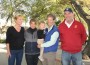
[30,0,71,21]
[1,0,31,22]
[0,0,72,22]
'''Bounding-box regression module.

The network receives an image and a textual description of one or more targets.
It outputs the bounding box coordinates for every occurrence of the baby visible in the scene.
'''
[37,22,45,61]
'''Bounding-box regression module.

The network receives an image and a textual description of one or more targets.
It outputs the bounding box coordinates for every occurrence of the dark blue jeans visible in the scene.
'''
[61,50,83,65]
[8,50,23,65]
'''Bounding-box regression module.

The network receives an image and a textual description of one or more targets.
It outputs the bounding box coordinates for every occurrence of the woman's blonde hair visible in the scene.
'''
[12,15,24,26]
[14,15,24,20]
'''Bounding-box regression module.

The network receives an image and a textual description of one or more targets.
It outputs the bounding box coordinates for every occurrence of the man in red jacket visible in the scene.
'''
[58,8,87,65]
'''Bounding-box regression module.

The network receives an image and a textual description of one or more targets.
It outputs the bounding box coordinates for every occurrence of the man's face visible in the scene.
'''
[47,17,54,27]
[64,11,74,21]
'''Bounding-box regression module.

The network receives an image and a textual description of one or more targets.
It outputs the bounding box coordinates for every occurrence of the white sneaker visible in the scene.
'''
[38,56,44,61]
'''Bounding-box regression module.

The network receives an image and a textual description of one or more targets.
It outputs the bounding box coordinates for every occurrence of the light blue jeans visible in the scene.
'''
[61,50,83,65]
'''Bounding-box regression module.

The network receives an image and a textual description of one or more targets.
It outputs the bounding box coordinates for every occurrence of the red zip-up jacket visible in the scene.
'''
[58,20,87,53]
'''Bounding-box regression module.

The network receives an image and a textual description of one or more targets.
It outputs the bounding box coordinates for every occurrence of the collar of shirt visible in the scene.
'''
[65,19,74,28]
[48,25,54,32]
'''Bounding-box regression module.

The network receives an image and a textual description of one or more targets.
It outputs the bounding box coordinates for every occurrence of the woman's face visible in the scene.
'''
[30,21,36,29]
[15,17,23,26]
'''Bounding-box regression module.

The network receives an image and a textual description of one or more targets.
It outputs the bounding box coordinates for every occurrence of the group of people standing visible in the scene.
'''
[6,8,87,65]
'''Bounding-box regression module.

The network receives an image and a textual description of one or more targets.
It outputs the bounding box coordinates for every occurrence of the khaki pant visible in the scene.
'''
[42,52,56,65]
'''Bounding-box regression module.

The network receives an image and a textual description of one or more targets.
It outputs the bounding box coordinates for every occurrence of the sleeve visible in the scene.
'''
[24,29,27,41]
[6,27,11,44]
[41,31,59,47]
[80,23,87,44]
[22,27,25,41]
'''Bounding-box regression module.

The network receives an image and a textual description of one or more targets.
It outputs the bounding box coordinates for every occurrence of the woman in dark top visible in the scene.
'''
[24,19,40,65]
[6,15,25,65]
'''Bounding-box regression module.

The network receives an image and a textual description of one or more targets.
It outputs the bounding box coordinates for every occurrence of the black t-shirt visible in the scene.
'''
[37,29,45,39]
[6,26,25,50]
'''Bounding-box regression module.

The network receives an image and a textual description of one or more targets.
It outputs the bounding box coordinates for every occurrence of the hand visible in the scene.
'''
[37,44,41,48]
[7,51,11,58]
